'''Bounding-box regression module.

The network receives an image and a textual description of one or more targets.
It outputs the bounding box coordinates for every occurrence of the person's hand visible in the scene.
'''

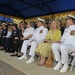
[44,39,48,43]
[14,37,19,39]
[56,41,62,43]
[7,37,11,38]
[30,39,36,42]
[21,38,24,40]
[21,38,29,40]
[3,36,6,38]
[44,39,47,41]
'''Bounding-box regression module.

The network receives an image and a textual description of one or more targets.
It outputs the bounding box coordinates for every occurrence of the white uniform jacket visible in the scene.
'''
[29,26,48,42]
[23,27,34,39]
[60,25,75,48]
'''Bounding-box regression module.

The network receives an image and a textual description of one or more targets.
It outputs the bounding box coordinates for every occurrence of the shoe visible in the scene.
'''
[8,50,14,53]
[17,52,22,57]
[0,48,5,51]
[37,63,44,66]
[0,48,5,50]
[26,58,34,64]
[54,62,62,70]
[17,55,21,57]
[60,64,69,73]
[10,54,18,56]
[18,55,27,60]
[5,50,9,52]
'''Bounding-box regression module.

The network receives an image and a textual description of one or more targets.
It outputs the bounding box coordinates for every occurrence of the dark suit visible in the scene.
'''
[19,29,24,38]
[0,30,2,46]
[10,28,19,39]
[6,28,20,52]
[17,29,24,53]
[1,28,8,49]
[1,28,8,37]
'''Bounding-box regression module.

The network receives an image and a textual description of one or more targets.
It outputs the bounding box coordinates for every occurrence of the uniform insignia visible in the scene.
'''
[40,30,43,33]
[70,30,75,36]
[14,31,16,33]
[3,31,5,33]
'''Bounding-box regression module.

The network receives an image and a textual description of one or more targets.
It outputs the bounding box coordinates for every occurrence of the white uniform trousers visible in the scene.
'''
[21,40,40,57]
[52,43,74,64]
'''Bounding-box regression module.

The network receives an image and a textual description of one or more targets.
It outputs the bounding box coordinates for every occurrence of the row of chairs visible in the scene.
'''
[70,54,75,71]
[27,46,75,71]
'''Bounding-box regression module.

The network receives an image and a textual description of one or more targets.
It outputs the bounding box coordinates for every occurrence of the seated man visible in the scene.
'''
[5,24,19,53]
[4,26,12,51]
[18,18,48,64]
[52,15,75,73]
[1,23,8,50]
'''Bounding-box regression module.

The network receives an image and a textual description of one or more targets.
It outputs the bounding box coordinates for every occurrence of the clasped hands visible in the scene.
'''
[44,39,51,43]
[44,39,62,43]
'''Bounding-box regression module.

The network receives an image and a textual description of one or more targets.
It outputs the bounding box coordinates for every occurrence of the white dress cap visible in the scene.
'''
[67,14,75,19]
[37,17,45,23]
[1,23,7,25]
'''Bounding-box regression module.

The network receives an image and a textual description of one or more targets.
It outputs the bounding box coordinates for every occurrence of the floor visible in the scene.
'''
[0,60,26,75]
[0,51,75,75]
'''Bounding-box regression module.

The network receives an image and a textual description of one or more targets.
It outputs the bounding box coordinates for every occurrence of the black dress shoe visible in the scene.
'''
[17,55,21,57]
[5,50,9,52]
[8,50,14,53]
[10,54,18,56]
[0,48,5,51]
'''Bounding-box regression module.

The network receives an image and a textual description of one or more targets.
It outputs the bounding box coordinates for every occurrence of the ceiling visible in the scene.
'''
[0,0,75,19]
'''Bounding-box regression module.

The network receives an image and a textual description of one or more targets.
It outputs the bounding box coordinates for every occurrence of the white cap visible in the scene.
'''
[1,23,7,25]
[37,17,45,23]
[67,14,75,19]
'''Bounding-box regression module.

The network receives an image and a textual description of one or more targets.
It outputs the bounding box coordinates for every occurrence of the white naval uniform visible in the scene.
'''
[21,26,48,58]
[52,25,75,64]
[20,27,34,55]
[23,27,34,38]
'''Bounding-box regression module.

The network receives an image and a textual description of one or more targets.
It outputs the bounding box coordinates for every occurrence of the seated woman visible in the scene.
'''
[36,20,61,66]
[18,22,34,57]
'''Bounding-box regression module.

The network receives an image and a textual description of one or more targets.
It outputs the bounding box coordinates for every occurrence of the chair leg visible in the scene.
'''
[70,57,75,71]
[69,55,73,66]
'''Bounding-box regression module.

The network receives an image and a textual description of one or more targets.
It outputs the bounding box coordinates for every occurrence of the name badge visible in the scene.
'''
[39,30,43,33]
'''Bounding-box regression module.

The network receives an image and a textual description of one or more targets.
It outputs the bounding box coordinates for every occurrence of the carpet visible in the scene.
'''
[0,60,27,75]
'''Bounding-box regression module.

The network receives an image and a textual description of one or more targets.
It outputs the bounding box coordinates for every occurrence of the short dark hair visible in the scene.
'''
[12,23,17,28]
[72,18,75,24]
[66,17,75,24]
